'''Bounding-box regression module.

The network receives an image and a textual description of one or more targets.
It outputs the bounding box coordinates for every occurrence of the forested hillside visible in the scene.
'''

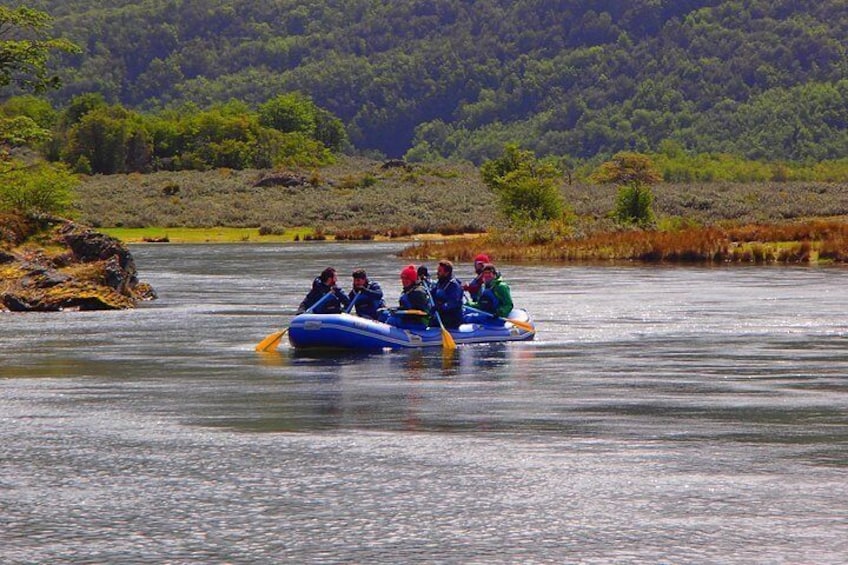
[10,0,848,163]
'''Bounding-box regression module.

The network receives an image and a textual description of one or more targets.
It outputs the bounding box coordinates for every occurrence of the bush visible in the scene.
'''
[481,144,565,225]
[613,183,655,228]
[0,160,78,215]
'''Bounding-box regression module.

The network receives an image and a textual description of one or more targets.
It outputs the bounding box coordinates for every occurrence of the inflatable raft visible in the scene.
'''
[288,309,535,350]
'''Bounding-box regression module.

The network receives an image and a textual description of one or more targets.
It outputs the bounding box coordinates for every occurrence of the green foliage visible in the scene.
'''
[0,115,51,151]
[613,184,655,228]
[0,8,77,161]
[481,144,565,224]
[258,93,316,135]
[0,95,57,128]
[0,6,80,94]
[63,105,146,174]
[0,160,77,215]
[15,1,848,164]
[591,152,661,228]
[42,97,344,173]
[590,152,663,186]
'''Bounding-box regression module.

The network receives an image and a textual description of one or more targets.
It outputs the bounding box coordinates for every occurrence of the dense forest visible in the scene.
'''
[4,0,848,163]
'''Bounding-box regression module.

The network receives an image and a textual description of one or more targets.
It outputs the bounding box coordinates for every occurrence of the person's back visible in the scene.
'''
[393,264,430,328]
[400,281,430,312]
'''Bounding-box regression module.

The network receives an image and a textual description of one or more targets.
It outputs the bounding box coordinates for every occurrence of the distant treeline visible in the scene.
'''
[0,92,347,174]
[4,90,847,182]
[16,0,848,162]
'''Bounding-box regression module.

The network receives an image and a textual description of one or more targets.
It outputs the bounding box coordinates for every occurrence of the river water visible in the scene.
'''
[2,242,847,564]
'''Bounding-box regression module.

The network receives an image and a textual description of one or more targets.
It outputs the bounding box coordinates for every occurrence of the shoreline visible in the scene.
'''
[97,219,848,266]
[101,226,480,244]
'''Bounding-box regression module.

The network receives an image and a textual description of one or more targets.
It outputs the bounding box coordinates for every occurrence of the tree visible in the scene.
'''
[0,8,78,156]
[590,151,662,227]
[0,7,79,216]
[480,144,565,224]
[258,93,317,135]
[0,7,80,94]
[63,105,153,174]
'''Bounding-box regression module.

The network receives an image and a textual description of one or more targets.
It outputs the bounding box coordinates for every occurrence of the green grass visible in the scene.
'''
[100,226,314,243]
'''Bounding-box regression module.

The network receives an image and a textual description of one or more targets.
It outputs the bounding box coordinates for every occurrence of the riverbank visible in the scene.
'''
[400,218,848,265]
[72,156,848,263]
[74,157,848,235]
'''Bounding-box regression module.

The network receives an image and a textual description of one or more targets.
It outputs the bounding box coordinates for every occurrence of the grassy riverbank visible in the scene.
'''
[99,226,312,243]
[400,218,848,264]
[74,156,848,262]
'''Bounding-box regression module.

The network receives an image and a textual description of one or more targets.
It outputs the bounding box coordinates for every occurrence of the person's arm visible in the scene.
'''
[494,281,513,318]
[360,281,384,300]
[442,280,464,311]
[333,285,350,306]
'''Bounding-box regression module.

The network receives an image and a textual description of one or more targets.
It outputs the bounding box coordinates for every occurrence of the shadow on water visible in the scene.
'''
[196,342,540,435]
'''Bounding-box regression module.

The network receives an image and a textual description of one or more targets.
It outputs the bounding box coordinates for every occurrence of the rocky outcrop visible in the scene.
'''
[0,216,157,312]
[253,171,310,188]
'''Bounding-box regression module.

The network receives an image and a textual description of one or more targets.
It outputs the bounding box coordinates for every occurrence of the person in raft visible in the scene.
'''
[297,267,350,314]
[348,268,385,319]
[417,265,436,293]
[431,259,464,329]
[462,253,490,301]
[381,264,431,328]
[469,263,514,319]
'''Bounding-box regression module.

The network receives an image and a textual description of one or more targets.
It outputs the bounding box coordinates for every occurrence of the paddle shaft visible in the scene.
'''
[423,283,457,350]
[344,290,361,313]
[463,304,534,332]
[256,288,338,352]
[305,288,337,313]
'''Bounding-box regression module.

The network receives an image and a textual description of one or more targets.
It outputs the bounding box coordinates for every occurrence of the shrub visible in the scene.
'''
[0,160,78,215]
[481,144,564,225]
[613,183,655,228]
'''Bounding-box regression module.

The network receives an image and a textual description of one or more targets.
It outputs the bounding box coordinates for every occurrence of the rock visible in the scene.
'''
[0,216,156,312]
[381,159,411,170]
[253,172,310,188]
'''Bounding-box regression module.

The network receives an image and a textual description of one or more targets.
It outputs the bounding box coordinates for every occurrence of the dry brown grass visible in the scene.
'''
[401,219,848,264]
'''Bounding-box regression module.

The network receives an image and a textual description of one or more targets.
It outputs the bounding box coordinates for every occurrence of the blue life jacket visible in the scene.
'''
[432,275,464,328]
[348,280,385,319]
[299,277,349,314]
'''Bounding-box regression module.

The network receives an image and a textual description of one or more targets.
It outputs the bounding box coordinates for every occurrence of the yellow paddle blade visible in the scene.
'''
[441,326,457,350]
[507,318,535,333]
[255,328,287,352]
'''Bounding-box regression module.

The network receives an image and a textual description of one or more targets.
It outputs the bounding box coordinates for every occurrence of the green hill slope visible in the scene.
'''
[15,0,848,162]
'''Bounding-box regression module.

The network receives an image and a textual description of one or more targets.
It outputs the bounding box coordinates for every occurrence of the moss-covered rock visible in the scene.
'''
[0,215,157,312]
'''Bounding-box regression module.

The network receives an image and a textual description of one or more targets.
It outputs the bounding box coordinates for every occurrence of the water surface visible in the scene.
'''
[2,242,847,563]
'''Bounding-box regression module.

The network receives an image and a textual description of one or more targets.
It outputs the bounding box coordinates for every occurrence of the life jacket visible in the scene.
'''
[349,280,385,318]
[434,275,463,328]
[477,276,512,318]
[299,277,347,314]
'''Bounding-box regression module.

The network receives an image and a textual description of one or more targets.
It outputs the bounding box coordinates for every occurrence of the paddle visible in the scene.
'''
[423,284,457,350]
[255,291,336,352]
[463,303,535,333]
[255,327,288,352]
[345,289,361,314]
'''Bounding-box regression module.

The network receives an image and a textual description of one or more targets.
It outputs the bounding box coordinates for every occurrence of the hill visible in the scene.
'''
[16,0,848,162]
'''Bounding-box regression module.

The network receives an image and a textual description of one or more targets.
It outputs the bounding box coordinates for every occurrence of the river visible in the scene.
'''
[2,242,847,563]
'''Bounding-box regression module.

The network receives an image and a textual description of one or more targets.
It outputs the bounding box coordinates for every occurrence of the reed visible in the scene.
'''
[400,219,848,265]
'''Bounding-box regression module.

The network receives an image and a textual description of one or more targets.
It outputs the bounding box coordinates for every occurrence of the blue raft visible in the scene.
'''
[288,309,535,350]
